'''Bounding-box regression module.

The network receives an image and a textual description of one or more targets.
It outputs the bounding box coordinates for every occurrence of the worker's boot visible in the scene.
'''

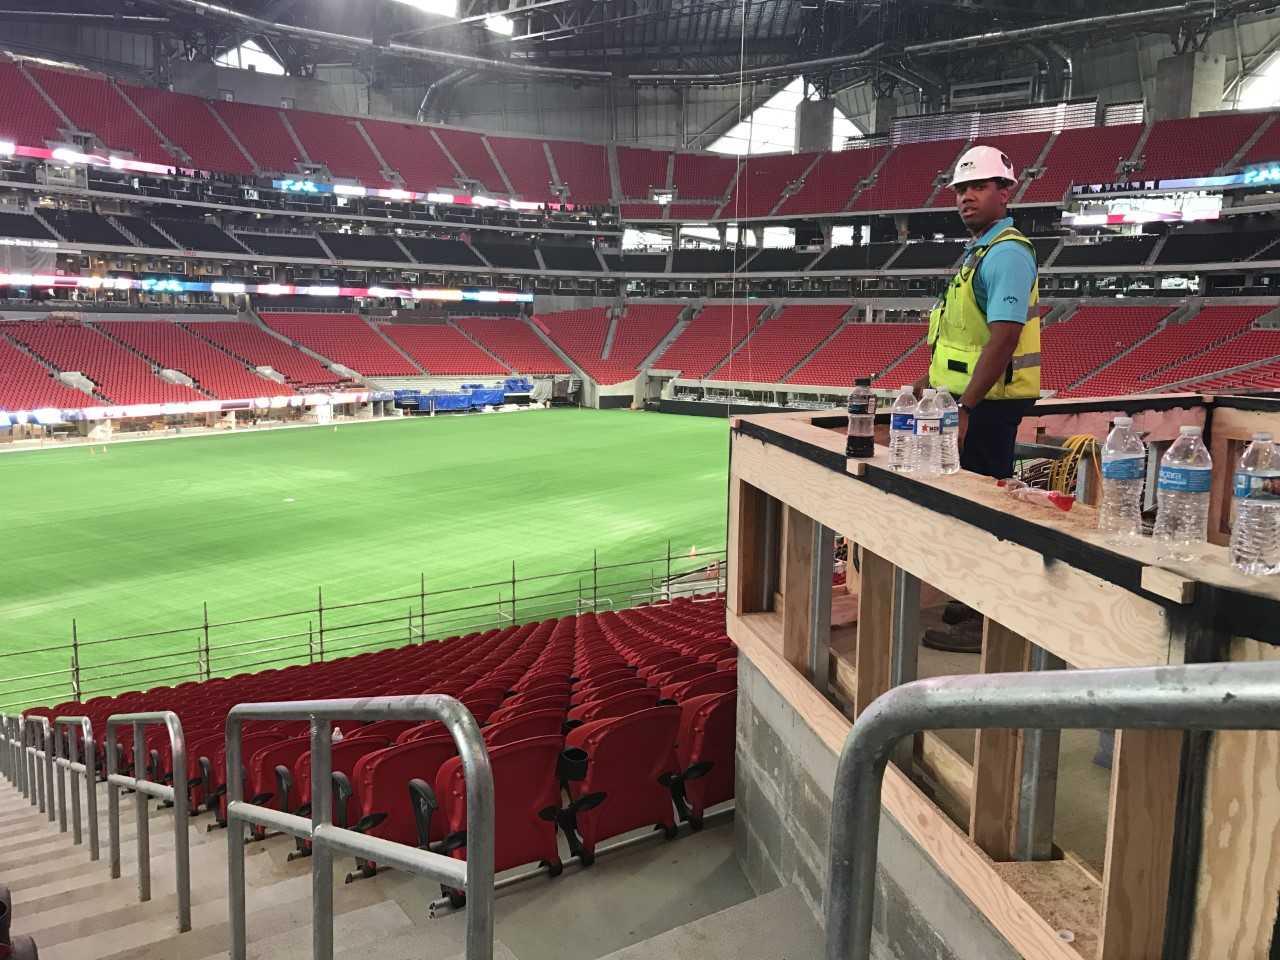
[941,601,981,626]
[922,618,982,654]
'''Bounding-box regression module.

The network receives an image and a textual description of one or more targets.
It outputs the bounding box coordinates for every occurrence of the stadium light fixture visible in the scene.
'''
[390,0,458,17]
[485,14,514,34]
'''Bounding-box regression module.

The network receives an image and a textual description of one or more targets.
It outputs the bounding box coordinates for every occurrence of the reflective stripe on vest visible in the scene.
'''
[927,226,1041,401]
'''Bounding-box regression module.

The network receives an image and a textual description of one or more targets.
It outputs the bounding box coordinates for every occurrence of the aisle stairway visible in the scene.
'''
[0,775,752,960]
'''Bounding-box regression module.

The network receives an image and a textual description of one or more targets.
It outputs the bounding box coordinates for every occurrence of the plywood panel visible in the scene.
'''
[781,507,816,672]
[1099,727,1183,960]
[731,431,1172,669]
[1188,638,1280,960]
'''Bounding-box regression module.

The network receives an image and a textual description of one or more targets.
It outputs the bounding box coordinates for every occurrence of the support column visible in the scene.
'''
[1151,52,1226,121]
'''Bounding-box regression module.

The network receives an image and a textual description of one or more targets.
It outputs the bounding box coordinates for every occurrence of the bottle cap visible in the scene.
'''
[854,377,871,386]
[1179,425,1201,436]
[901,384,914,391]
[921,388,936,398]
[1113,417,1133,427]
[1254,432,1273,441]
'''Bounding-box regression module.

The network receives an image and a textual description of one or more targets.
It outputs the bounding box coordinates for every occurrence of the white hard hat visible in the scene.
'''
[948,145,1017,188]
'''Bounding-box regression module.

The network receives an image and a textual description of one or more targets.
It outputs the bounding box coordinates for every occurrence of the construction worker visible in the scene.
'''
[916,144,1041,479]
[918,144,1042,652]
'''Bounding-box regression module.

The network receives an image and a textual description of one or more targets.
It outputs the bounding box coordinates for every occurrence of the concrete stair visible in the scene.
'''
[1,772,756,960]
[595,885,823,960]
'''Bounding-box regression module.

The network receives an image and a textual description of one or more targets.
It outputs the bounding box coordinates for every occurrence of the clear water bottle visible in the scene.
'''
[937,391,961,475]
[1098,417,1146,542]
[1229,432,1280,576]
[888,385,916,472]
[1152,425,1213,561]
[913,389,943,477]
[846,377,874,459]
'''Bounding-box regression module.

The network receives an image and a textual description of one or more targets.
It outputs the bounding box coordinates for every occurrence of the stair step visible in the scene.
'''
[593,885,824,960]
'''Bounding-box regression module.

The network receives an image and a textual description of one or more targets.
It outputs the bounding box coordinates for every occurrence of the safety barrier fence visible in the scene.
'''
[225,695,494,960]
[105,711,190,933]
[1,543,727,713]
[823,659,1280,960]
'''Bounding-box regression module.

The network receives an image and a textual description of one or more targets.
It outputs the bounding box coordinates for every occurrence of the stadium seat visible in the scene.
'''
[482,709,566,746]
[344,733,460,878]
[433,734,566,903]
[669,691,736,828]
[292,734,392,832]
[661,671,736,702]
[561,705,681,862]
[569,676,647,707]
[246,735,312,831]
[566,687,662,726]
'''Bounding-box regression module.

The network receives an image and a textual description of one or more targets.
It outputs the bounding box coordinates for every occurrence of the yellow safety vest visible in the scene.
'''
[927,226,1041,401]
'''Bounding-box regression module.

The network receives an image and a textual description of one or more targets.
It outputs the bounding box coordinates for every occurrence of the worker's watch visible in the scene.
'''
[959,402,975,415]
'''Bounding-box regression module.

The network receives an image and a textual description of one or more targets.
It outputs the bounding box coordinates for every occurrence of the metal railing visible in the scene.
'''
[0,713,20,790]
[22,716,53,817]
[105,711,190,933]
[54,715,100,861]
[824,660,1280,960]
[226,695,494,960]
[2,544,727,713]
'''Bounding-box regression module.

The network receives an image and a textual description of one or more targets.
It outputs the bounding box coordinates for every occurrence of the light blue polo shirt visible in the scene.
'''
[967,216,1038,325]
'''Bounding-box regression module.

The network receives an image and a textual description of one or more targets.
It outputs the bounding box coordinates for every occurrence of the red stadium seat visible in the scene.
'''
[569,677,647,707]
[562,706,681,862]
[482,709,566,746]
[661,671,736,702]
[433,734,566,903]
[567,688,662,725]
[670,691,736,828]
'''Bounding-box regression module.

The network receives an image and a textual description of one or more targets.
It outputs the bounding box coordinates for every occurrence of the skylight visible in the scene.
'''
[214,40,285,76]
[710,78,862,155]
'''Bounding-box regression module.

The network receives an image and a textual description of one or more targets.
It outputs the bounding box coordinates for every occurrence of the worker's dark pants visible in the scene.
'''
[960,398,1036,479]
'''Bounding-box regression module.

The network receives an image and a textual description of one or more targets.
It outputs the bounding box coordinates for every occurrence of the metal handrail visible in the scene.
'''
[54,716,100,861]
[22,716,53,817]
[0,713,17,786]
[105,711,190,933]
[225,695,494,960]
[824,660,1280,960]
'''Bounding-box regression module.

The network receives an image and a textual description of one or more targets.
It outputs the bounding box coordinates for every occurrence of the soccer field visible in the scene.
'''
[0,409,729,710]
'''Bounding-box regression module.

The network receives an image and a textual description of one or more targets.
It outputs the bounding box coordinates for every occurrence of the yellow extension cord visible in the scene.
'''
[1048,434,1101,495]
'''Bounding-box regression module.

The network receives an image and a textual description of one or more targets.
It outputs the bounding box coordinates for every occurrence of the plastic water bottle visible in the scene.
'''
[845,377,874,459]
[1152,425,1213,561]
[937,391,961,475]
[1229,432,1280,576]
[913,389,943,476]
[888,385,916,472]
[1098,417,1146,542]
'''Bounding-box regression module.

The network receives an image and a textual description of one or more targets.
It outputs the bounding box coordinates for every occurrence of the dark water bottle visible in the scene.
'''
[846,377,874,459]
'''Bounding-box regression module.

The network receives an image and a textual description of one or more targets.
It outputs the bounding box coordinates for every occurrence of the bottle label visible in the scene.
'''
[1102,456,1145,481]
[915,417,941,436]
[847,397,872,415]
[891,413,915,431]
[941,410,960,433]
[1158,465,1211,493]
[1233,471,1280,500]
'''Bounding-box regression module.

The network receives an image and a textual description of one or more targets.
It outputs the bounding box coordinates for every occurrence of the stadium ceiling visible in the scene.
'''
[5,0,1280,84]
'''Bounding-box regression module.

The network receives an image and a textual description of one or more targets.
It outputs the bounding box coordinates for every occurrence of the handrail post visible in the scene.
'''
[311,716,334,960]
[105,711,190,932]
[227,712,248,960]
[824,661,1280,960]
[133,720,149,902]
[55,716,99,860]
[226,695,494,960]
[54,724,68,833]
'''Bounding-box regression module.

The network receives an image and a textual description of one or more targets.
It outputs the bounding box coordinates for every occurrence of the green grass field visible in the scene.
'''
[0,409,729,710]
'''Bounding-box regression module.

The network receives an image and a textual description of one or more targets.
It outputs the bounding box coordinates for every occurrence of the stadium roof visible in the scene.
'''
[3,0,1280,85]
